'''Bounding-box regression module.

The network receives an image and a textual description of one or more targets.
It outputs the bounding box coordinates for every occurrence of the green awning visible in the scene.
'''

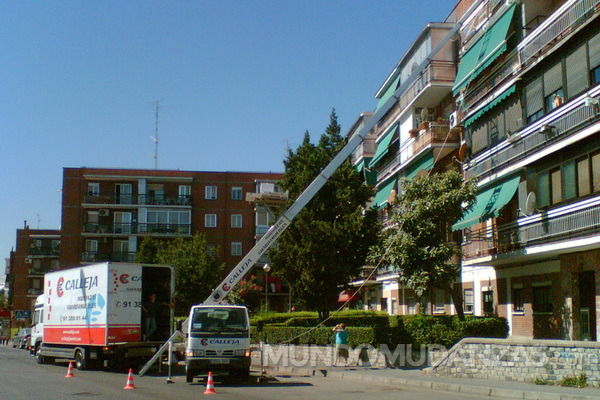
[464,84,517,127]
[369,126,397,168]
[405,153,435,180]
[372,178,397,208]
[453,3,517,95]
[452,175,520,230]
[355,159,365,173]
[376,74,401,111]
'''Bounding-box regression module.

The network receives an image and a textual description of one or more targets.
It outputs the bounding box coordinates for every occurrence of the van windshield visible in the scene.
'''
[191,308,248,333]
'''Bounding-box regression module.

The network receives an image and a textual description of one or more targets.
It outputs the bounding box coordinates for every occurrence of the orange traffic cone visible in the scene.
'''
[123,368,137,389]
[203,371,216,395]
[65,361,75,378]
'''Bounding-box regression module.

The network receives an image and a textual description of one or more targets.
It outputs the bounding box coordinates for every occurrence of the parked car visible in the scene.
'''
[12,328,31,349]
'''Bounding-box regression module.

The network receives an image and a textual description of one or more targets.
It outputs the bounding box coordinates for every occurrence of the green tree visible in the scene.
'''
[368,169,477,320]
[135,235,225,315]
[269,110,381,320]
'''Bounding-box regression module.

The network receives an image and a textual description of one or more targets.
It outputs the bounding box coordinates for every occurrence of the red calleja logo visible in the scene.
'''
[120,274,130,284]
[57,277,65,298]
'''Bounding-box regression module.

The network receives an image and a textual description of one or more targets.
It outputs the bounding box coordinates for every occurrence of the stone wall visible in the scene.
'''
[427,337,600,386]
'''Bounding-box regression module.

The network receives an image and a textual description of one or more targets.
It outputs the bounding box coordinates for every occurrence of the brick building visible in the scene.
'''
[60,167,283,272]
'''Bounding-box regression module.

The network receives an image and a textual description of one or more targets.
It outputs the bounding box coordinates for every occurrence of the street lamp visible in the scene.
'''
[263,264,271,311]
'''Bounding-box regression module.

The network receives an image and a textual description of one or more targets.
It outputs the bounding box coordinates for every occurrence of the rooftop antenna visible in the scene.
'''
[36,213,41,229]
[149,100,162,170]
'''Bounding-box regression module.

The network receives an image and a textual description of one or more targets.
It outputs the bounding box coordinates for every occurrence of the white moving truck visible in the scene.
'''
[30,262,174,370]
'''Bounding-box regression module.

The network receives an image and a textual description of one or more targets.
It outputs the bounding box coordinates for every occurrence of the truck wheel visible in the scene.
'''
[236,368,250,382]
[75,349,87,370]
[35,345,46,364]
[185,368,194,383]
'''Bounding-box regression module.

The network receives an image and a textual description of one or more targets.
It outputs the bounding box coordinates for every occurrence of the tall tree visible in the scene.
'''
[135,235,224,315]
[269,110,381,320]
[368,169,477,320]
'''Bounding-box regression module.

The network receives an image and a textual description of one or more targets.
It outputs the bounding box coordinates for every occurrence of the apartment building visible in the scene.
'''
[351,20,463,315]
[60,167,284,273]
[453,0,600,340]
[8,227,60,325]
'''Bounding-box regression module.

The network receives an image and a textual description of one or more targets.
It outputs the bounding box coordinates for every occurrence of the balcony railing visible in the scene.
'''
[373,61,456,138]
[463,197,600,259]
[519,0,600,68]
[376,123,458,181]
[82,252,136,263]
[83,223,192,235]
[83,194,192,206]
[465,93,600,180]
[28,247,60,256]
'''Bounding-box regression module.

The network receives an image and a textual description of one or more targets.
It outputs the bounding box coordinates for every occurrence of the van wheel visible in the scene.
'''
[75,349,87,370]
[186,368,194,383]
[35,345,46,364]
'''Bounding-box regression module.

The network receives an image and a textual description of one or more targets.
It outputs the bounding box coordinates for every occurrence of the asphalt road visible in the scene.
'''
[0,345,514,400]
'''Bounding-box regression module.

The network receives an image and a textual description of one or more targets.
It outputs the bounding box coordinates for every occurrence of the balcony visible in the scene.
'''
[412,123,458,154]
[376,123,459,182]
[83,194,192,206]
[373,61,456,137]
[465,91,600,181]
[27,288,43,297]
[82,252,136,263]
[519,0,600,69]
[28,247,60,256]
[462,196,600,261]
[83,223,192,235]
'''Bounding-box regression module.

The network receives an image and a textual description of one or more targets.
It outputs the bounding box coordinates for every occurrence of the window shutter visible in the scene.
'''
[566,45,588,98]
[589,32,600,70]
[543,63,562,97]
[526,76,543,116]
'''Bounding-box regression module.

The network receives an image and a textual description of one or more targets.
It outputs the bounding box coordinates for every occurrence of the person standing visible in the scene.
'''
[141,293,173,341]
[332,323,349,367]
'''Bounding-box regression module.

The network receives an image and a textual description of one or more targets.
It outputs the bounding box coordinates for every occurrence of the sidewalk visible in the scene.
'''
[254,360,600,400]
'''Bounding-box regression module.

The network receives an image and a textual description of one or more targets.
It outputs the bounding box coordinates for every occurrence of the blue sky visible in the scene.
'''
[1,0,454,265]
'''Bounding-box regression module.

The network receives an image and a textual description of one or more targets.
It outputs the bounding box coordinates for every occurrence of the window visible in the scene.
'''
[593,152,600,192]
[550,168,562,205]
[526,76,544,123]
[231,187,243,200]
[532,285,553,313]
[464,289,474,313]
[543,63,563,111]
[545,89,564,111]
[566,44,588,98]
[113,212,132,234]
[85,239,98,255]
[537,172,550,208]
[482,290,494,315]
[231,242,243,256]
[178,185,191,205]
[434,291,445,314]
[512,288,524,313]
[88,183,100,196]
[205,186,218,200]
[51,240,60,251]
[231,214,243,228]
[147,210,191,233]
[577,157,591,196]
[589,32,600,84]
[205,214,217,228]
[113,240,130,261]
[562,161,576,200]
[407,298,416,315]
[115,184,132,205]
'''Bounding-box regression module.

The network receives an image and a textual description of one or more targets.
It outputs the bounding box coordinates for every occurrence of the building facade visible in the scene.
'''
[60,167,283,272]
[350,0,600,344]
[8,227,61,326]
[454,0,600,340]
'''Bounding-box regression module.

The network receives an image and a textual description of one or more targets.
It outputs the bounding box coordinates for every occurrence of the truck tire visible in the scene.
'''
[35,345,46,364]
[235,368,250,382]
[186,368,194,383]
[75,349,87,370]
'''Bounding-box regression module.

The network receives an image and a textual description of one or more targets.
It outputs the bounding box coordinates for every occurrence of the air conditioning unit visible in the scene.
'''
[98,209,110,217]
[449,111,459,129]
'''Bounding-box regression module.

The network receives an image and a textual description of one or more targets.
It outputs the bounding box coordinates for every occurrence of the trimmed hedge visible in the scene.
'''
[251,312,508,349]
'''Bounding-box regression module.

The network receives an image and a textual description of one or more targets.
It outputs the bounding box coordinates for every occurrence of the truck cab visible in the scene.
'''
[185,305,251,382]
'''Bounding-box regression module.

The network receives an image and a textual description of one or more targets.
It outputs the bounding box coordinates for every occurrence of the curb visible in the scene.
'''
[261,364,600,400]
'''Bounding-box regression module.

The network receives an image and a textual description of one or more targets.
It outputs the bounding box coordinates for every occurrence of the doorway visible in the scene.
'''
[578,271,597,341]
